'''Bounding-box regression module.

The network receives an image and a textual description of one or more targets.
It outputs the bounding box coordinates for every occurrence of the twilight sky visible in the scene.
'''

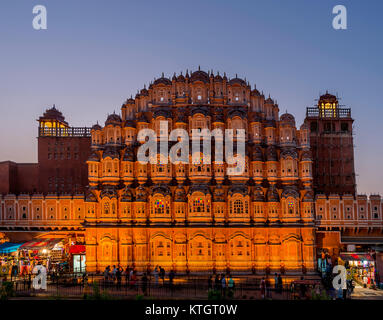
[0,0,382,195]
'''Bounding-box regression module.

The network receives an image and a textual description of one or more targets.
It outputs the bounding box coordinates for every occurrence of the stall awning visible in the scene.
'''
[20,238,63,250]
[0,242,23,254]
[69,245,85,254]
[340,253,374,261]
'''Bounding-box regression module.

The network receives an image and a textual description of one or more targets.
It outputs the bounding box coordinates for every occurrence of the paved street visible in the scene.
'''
[351,285,383,300]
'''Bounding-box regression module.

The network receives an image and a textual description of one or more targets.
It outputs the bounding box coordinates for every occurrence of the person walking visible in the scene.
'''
[265,276,271,299]
[221,274,226,297]
[116,267,122,290]
[260,278,266,299]
[141,272,148,296]
[277,274,283,294]
[274,273,278,291]
[208,275,213,291]
[160,267,165,286]
[169,269,175,287]
[153,266,159,287]
[214,274,220,291]
[228,275,235,298]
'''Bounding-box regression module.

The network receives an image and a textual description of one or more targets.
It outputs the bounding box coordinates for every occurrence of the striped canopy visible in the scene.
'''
[0,242,23,254]
[19,238,63,250]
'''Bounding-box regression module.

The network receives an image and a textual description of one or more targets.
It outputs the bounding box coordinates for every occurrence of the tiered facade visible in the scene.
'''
[84,69,316,273]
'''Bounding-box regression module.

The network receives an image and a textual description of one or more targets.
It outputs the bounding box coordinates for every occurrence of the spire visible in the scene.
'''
[198,65,201,71]
[161,72,164,78]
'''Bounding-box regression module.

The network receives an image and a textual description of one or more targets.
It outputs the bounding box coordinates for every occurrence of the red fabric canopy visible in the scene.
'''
[69,245,85,254]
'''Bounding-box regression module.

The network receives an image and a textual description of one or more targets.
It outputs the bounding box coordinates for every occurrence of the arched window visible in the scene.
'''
[288,200,294,214]
[104,202,110,214]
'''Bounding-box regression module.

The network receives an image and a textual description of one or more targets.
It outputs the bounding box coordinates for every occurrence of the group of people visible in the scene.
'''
[102,265,176,294]
[259,274,284,299]
[208,274,235,297]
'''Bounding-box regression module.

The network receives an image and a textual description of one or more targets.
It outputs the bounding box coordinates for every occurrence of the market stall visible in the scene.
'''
[69,245,86,273]
[339,252,375,286]
[18,238,66,273]
[0,242,23,277]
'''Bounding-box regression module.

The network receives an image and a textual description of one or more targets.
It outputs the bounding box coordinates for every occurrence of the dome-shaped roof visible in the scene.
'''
[228,184,248,196]
[105,113,122,126]
[303,189,314,202]
[267,186,279,202]
[252,146,263,161]
[229,75,246,86]
[265,97,274,104]
[100,186,118,199]
[213,184,225,202]
[251,86,261,96]
[190,69,209,83]
[135,185,147,202]
[319,91,337,102]
[151,184,171,196]
[281,186,299,199]
[126,97,135,104]
[85,189,97,202]
[280,113,295,125]
[253,185,265,202]
[140,87,149,96]
[124,119,136,128]
[188,184,210,195]
[137,112,149,123]
[92,123,102,131]
[88,151,100,162]
[39,105,67,124]
[102,147,120,159]
[214,73,223,82]
[174,185,187,202]
[301,150,312,161]
[123,147,134,161]
[176,73,185,82]
[121,187,133,202]
[280,148,298,160]
[266,146,277,161]
[153,75,171,86]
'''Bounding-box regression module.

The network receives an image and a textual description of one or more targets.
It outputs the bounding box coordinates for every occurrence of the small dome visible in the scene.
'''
[121,187,133,202]
[214,73,223,82]
[281,186,299,199]
[100,186,118,199]
[174,185,187,202]
[126,97,135,104]
[88,151,100,162]
[135,185,147,202]
[102,147,120,159]
[229,76,246,86]
[252,146,263,161]
[280,148,298,160]
[176,73,186,82]
[124,119,136,128]
[303,189,314,202]
[213,185,225,202]
[280,113,295,125]
[140,88,149,96]
[228,184,248,196]
[266,146,277,161]
[301,150,312,161]
[105,113,122,126]
[190,69,209,83]
[253,185,265,202]
[123,147,134,161]
[267,186,279,202]
[251,87,261,96]
[265,97,274,104]
[91,123,102,131]
[153,75,171,86]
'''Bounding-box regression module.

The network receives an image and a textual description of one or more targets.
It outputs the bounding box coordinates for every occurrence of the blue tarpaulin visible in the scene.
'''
[0,242,23,254]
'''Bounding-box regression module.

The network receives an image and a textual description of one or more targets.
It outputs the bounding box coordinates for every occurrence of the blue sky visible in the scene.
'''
[0,0,382,194]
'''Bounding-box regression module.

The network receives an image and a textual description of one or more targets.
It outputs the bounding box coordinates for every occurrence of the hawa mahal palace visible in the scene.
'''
[0,68,382,274]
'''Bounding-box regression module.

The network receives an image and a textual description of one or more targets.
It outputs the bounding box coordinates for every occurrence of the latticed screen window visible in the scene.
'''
[193,198,204,213]
[233,200,244,214]
[104,202,110,214]
[155,199,165,214]
[288,200,294,214]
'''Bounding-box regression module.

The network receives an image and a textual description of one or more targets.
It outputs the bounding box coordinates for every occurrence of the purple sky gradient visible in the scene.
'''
[0,0,382,195]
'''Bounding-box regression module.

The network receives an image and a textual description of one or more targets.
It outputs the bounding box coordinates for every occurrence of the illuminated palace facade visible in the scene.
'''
[1,69,382,274]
